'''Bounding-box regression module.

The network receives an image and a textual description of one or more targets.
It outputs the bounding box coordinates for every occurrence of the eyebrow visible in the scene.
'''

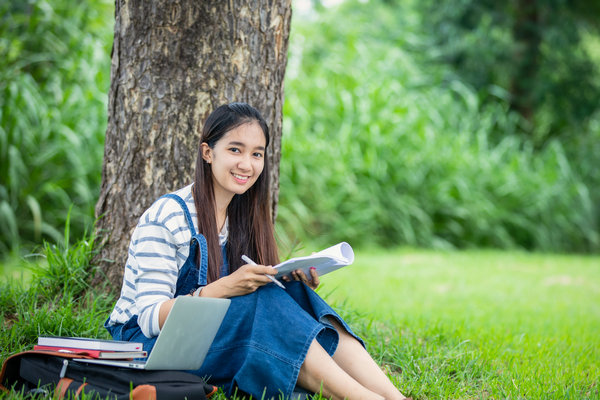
[228,141,265,151]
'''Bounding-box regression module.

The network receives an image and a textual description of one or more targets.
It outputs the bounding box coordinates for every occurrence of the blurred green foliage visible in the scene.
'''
[415,0,600,144]
[0,0,112,255]
[1,0,599,257]
[278,0,600,252]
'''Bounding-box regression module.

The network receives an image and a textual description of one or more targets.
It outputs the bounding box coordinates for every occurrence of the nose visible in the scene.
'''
[237,154,252,171]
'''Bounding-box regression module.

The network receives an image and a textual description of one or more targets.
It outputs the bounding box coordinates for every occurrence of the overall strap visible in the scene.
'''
[161,193,197,236]
[160,193,208,285]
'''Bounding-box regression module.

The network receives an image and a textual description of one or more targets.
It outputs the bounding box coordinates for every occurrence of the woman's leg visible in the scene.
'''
[329,319,408,400]
[297,339,384,400]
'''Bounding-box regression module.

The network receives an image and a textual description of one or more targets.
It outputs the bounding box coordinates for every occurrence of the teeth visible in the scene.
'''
[233,173,248,180]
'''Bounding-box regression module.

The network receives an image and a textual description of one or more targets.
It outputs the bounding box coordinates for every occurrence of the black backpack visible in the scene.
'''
[0,350,218,400]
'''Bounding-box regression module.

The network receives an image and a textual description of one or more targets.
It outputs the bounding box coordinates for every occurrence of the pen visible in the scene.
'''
[241,255,286,289]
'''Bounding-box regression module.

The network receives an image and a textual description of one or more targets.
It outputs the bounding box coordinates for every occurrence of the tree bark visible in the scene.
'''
[95,0,291,288]
[510,0,541,122]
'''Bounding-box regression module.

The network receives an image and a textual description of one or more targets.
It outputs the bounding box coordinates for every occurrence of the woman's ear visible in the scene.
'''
[201,142,212,164]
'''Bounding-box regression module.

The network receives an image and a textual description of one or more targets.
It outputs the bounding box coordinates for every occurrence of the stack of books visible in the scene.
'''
[34,336,147,360]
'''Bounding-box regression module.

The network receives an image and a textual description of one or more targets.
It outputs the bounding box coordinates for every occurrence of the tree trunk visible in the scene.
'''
[95,0,291,288]
[510,0,541,122]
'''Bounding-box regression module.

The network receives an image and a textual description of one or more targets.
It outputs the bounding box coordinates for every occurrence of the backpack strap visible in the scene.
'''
[1,350,218,399]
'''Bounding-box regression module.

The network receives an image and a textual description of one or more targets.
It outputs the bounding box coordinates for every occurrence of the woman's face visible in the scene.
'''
[202,121,266,203]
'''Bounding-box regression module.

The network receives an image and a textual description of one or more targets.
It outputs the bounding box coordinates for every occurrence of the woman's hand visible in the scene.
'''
[283,267,320,290]
[202,263,277,298]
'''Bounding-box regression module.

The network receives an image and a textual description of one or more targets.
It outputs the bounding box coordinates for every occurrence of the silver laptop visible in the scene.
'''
[76,296,230,370]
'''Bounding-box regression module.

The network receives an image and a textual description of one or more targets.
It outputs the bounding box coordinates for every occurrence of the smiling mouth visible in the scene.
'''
[232,173,250,183]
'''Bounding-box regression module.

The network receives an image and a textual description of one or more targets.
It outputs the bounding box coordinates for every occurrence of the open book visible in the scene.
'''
[274,242,354,280]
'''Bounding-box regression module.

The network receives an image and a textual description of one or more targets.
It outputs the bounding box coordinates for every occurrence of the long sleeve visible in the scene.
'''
[107,185,197,337]
[131,211,180,337]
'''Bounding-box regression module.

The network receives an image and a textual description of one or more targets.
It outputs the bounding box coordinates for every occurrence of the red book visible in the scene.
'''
[33,345,147,359]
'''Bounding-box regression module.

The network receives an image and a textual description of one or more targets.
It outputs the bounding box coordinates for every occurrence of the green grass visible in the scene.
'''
[0,254,36,284]
[319,248,600,399]
[0,227,113,365]
[2,244,598,399]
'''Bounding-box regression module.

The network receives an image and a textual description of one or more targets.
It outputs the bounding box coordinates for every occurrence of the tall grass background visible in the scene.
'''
[0,0,599,258]
[277,1,600,253]
[0,0,112,256]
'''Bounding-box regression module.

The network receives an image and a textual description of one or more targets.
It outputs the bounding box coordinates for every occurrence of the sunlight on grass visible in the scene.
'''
[320,249,600,398]
[0,254,40,286]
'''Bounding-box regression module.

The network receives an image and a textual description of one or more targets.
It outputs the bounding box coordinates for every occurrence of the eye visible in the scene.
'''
[253,152,264,158]
[229,147,241,153]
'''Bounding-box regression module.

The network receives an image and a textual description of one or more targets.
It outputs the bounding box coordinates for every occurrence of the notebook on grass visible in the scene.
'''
[75,296,230,370]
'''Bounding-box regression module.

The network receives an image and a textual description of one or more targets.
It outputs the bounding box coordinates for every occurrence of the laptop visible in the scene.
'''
[75,296,230,370]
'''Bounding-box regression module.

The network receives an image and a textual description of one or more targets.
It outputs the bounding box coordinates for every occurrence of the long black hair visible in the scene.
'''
[193,102,279,282]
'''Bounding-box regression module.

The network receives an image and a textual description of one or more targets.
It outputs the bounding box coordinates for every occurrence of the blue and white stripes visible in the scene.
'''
[107,184,227,338]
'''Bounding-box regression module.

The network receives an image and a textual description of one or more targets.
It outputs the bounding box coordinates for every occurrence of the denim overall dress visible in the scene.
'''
[106,193,364,399]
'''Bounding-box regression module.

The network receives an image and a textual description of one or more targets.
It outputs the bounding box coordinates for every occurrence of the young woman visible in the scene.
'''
[105,103,408,400]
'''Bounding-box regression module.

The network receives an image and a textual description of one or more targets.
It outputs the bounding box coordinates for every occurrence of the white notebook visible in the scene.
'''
[274,242,354,280]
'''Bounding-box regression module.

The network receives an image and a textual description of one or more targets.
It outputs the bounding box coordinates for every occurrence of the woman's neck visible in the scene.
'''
[216,207,227,233]
[214,190,233,233]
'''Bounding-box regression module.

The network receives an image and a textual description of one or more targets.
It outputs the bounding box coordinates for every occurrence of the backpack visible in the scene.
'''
[0,350,218,400]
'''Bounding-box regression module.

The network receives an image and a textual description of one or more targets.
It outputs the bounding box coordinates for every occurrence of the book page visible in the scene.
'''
[274,242,354,279]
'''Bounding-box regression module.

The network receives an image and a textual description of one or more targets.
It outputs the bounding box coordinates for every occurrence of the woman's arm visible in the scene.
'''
[157,263,278,328]
[201,263,278,297]
[131,198,184,336]
[158,298,177,329]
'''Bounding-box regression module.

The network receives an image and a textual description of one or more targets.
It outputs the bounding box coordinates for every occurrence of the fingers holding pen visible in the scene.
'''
[219,263,276,296]
[241,255,286,289]
[240,263,277,282]
[242,263,277,275]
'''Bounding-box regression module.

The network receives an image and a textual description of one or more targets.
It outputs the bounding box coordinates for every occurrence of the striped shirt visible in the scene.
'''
[107,184,228,338]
